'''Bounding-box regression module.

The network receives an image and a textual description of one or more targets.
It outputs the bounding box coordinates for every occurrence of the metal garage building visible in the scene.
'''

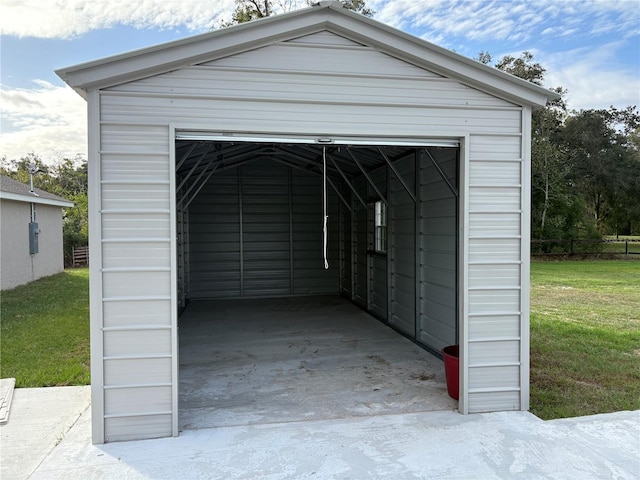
[57,1,556,444]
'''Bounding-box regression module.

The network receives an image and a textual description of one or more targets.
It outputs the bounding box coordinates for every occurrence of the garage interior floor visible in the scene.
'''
[178,295,457,431]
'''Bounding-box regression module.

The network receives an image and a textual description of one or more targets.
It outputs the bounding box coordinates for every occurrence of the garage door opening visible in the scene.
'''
[175,135,460,430]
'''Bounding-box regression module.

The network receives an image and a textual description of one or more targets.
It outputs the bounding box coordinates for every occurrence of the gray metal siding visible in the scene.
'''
[243,163,291,296]
[98,122,174,442]
[466,134,524,412]
[418,148,458,352]
[339,199,352,298]
[352,176,368,308]
[94,29,529,441]
[188,162,339,299]
[368,168,388,319]
[390,156,415,336]
[189,169,241,298]
[292,169,340,295]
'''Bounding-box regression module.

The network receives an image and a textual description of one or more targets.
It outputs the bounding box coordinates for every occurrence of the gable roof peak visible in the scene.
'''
[56,3,558,108]
[313,0,345,7]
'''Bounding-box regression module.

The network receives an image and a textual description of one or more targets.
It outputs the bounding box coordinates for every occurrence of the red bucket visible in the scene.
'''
[441,345,459,400]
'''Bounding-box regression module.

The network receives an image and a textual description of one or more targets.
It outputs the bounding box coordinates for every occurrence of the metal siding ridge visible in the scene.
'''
[101,90,521,112]
[102,326,172,331]
[189,64,453,82]
[468,210,522,214]
[468,311,522,317]
[468,387,521,394]
[101,120,169,127]
[101,267,171,273]
[468,361,521,368]
[100,209,171,214]
[101,180,171,185]
[98,150,170,156]
[468,235,522,240]
[274,41,374,52]
[103,383,173,390]
[469,184,523,188]
[103,354,173,361]
[102,295,172,302]
[468,286,522,291]
[103,411,172,419]
[468,132,523,138]
[468,337,521,343]
[102,238,171,243]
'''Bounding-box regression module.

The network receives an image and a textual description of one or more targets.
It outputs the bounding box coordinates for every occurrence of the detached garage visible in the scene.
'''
[57,1,556,443]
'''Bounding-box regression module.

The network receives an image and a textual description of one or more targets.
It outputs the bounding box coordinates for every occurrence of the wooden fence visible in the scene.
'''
[72,246,89,267]
[531,239,640,257]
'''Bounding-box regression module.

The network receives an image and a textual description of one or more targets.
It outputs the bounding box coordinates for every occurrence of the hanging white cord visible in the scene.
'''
[323,147,329,270]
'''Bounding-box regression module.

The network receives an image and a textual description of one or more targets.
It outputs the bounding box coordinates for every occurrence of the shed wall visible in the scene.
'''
[0,200,65,290]
[92,30,528,442]
[466,133,526,412]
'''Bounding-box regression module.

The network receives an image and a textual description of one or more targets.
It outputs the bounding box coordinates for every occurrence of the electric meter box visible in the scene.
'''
[29,222,39,254]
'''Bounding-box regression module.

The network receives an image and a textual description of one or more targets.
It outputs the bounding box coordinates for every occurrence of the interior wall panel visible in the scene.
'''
[368,167,388,319]
[188,161,339,299]
[390,156,415,336]
[292,168,340,295]
[188,169,241,298]
[418,148,458,352]
[352,176,368,308]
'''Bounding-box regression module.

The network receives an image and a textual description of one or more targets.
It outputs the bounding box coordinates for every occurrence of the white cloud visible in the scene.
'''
[371,0,639,48]
[0,0,237,39]
[542,41,640,111]
[0,82,87,162]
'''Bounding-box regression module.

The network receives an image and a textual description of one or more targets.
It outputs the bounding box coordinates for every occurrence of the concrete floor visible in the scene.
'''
[179,296,456,431]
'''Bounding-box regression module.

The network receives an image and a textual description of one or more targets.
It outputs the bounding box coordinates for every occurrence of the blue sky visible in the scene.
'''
[1,0,639,163]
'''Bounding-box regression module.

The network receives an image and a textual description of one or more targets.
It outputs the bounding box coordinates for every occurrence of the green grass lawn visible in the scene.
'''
[530,261,640,419]
[0,269,90,387]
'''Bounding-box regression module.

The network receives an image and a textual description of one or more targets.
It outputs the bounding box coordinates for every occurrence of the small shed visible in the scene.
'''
[57,1,557,443]
[0,175,74,290]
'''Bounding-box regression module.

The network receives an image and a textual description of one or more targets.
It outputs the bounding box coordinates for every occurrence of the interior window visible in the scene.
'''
[374,200,387,253]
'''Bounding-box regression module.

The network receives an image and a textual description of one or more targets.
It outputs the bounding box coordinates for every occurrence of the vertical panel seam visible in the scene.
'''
[459,135,471,414]
[89,89,105,444]
[168,125,179,437]
[520,107,532,411]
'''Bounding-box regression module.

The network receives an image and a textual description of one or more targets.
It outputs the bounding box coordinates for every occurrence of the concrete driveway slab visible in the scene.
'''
[0,386,90,480]
[29,406,640,480]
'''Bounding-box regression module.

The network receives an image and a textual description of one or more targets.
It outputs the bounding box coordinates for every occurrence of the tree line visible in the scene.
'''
[482,51,640,242]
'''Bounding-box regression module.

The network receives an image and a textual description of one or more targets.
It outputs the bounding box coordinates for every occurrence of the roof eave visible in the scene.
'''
[0,191,74,207]
[56,6,331,95]
[56,2,558,108]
